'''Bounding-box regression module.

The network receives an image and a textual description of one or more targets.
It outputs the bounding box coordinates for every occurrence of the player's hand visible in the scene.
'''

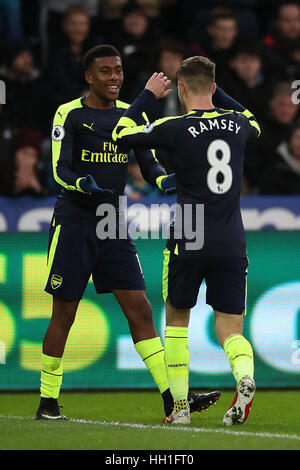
[78,174,116,196]
[157,173,176,195]
[145,72,173,99]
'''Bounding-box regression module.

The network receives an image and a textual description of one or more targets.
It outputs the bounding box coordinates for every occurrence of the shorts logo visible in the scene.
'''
[52,125,65,141]
[51,274,63,289]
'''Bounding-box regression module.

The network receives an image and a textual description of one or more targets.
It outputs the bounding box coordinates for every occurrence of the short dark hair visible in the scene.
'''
[276,1,300,18]
[150,38,185,69]
[83,44,121,71]
[230,41,261,60]
[63,4,90,22]
[177,56,215,94]
[121,0,146,18]
[209,7,238,26]
[158,38,185,58]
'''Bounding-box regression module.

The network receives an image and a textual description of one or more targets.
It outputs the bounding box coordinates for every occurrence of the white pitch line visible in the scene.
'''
[71,418,300,441]
[1,415,300,442]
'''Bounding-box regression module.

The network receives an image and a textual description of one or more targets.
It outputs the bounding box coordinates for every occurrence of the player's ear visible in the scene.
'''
[178,80,186,96]
[212,82,217,95]
[85,70,93,85]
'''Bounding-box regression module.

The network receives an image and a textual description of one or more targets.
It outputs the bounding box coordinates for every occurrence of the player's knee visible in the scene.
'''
[61,310,76,330]
[52,298,78,331]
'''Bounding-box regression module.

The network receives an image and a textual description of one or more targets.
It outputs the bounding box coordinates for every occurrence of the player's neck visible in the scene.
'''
[184,95,214,113]
[83,90,115,110]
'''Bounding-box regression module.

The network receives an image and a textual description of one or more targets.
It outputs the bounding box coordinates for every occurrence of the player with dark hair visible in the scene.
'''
[113,56,260,425]
[36,45,220,421]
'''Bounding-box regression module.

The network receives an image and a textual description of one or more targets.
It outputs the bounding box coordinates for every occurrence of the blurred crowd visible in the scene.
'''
[0,0,300,199]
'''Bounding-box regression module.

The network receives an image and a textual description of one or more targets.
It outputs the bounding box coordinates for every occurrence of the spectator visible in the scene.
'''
[263,1,300,75]
[244,81,299,189]
[109,0,158,101]
[131,38,185,120]
[0,42,51,134]
[47,4,101,108]
[0,126,47,197]
[39,0,100,65]
[267,1,300,42]
[275,37,300,82]
[13,141,46,196]
[187,0,260,41]
[217,41,269,120]
[259,120,300,194]
[188,8,239,76]
[61,4,92,53]
[0,42,54,196]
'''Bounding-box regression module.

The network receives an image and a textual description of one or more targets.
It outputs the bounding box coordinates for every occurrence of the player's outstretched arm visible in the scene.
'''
[112,72,175,146]
[214,86,246,113]
[112,71,179,194]
[214,86,261,138]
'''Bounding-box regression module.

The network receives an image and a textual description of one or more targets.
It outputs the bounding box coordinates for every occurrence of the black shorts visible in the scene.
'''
[44,222,145,300]
[162,248,249,315]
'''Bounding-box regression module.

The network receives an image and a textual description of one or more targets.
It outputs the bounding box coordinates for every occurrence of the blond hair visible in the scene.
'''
[177,56,215,94]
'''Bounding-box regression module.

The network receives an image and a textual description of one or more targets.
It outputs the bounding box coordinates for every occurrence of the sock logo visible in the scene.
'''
[168,363,188,367]
[51,274,63,289]
[232,353,252,361]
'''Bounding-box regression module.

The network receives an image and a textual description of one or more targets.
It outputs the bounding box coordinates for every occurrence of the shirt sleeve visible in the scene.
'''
[112,89,180,150]
[214,86,261,139]
[133,148,166,186]
[51,106,84,192]
[155,148,174,173]
[129,101,167,185]
[240,109,261,139]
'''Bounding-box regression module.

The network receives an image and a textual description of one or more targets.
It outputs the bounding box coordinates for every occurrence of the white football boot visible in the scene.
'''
[223,375,256,426]
[163,401,190,424]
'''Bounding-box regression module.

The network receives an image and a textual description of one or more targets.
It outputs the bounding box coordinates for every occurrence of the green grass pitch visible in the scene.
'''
[0,390,299,450]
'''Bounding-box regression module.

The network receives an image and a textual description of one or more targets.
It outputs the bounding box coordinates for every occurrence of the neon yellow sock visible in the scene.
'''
[40,353,63,399]
[135,337,169,394]
[164,326,189,402]
[223,334,254,384]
